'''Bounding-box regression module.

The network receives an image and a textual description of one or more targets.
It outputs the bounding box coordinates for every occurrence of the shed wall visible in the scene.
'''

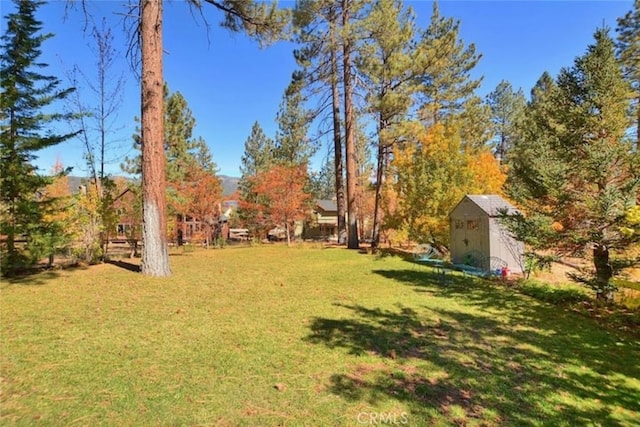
[449,197,524,273]
[450,200,490,264]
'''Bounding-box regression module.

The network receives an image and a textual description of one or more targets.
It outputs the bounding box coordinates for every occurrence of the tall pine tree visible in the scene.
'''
[0,0,78,275]
[357,0,415,248]
[292,0,347,242]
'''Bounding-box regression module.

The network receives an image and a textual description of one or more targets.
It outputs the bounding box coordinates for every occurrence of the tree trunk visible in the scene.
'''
[140,0,171,277]
[371,138,385,249]
[593,243,614,303]
[285,221,291,246]
[636,91,639,150]
[342,0,359,250]
[329,6,346,243]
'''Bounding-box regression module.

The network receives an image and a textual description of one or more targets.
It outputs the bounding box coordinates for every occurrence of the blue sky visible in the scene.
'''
[1,0,634,177]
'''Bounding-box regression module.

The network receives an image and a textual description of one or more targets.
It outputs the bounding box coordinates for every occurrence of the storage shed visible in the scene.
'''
[449,195,524,273]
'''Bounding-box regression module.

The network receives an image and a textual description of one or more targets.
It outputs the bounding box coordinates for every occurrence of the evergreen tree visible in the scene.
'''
[293,0,347,242]
[239,121,275,180]
[274,74,316,166]
[164,85,197,182]
[0,0,78,275]
[616,0,640,146]
[238,121,275,235]
[414,1,483,126]
[341,0,368,249]
[505,72,560,202]
[486,80,527,161]
[357,0,415,248]
[308,153,336,200]
[505,29,639,302]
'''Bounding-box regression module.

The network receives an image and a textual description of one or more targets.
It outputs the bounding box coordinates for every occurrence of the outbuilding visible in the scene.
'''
[449,195,525,274]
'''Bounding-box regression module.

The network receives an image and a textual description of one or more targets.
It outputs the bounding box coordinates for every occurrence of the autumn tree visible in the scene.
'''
[0,0,78,275]
[251,164,311,245]
[390,121,503,249]
[504,28,639,302]
[37,160,75,266]
[384,1,498,249]
[123,84,219,246]
[616,0,640,147]
[178,161,223,248]
[66,17,126,262]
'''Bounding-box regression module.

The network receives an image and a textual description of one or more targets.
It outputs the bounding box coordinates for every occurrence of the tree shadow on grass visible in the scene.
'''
[0,261,96,287]
[105,259,141,273]
[305,277,640,425]
[1,269,62,287]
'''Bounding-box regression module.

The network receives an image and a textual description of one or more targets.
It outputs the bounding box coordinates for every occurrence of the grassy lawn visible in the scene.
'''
[1,245,639,426]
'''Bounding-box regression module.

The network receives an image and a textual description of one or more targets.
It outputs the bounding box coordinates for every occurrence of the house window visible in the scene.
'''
[454,220,464,229]
[117,224,131,237]
[467,219,479,230]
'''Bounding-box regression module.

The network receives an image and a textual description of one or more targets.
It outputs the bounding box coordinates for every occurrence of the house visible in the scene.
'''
[449,195,525,273]
[304,199,339,241]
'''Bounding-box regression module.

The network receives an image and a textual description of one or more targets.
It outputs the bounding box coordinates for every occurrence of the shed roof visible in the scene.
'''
[454,195,520,217]
[316,199,337,212]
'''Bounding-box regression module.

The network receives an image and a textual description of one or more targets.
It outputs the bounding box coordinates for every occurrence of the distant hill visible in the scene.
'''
[65,175,240,197]
[219,175,239,197]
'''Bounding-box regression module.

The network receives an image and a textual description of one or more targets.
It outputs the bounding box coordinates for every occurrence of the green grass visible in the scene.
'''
[1,245,639,426]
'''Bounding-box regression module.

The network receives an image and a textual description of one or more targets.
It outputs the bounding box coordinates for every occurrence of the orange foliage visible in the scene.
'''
[251,165,311,242]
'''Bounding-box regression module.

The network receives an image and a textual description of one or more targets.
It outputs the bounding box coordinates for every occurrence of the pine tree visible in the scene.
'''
[414,1,483,126]
[274,74,316,166]
[238,121,275,236]
[616,0,640,147]
[357,0,415,248]
[506,72,561,202]
[239,121,275,180]
[505,29,639,302]
[486,80,527,161]
[0,0,78,275]
[293,0,347,242]
[341,0,366,249]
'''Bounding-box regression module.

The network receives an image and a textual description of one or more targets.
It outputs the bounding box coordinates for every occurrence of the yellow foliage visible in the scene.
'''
[466,150,507,195]
[390,121,505,246]
[626,206,640,225]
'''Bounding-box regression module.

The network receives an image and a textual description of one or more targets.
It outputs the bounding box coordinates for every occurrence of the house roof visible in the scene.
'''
[316,199,337,212]
[456,195,520,217]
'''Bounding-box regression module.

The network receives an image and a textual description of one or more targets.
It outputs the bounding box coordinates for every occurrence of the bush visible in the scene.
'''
[517,280,591,305]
